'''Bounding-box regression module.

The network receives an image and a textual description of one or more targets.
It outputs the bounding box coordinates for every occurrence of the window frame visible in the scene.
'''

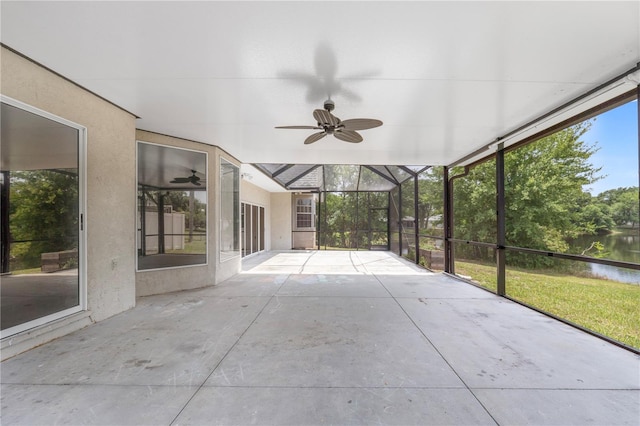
[295,197,315,230]
[220,157,240,262]
[136,141,209,271]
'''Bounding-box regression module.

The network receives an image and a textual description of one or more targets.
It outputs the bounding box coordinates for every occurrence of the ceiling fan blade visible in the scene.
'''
[304,131,328,145]
[334,130,363,143]
[340,118,383,131]
[275,125,321,129]
[193,181,202,186]
[313,109,339,127]
[170,178,190,183]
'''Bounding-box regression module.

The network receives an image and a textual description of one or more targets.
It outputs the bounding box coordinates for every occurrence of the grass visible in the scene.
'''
[10,266,43,275]
[454,261,640,349]
[166,237,206,254]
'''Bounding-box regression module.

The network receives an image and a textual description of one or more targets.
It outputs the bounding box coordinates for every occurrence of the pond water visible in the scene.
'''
[570,229,640,284]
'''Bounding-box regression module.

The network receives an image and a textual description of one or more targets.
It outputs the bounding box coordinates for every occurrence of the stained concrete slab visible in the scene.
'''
[242,251,313,272]
[1,384,196,425]
[399,297,640,389]
[205,296,464,388]
[353,251,428,274]
[242,250,429,275]
[303,251,362,266]
[378,273,496,298]
[299,265,367,274]
[200,273,288,297]
[2,250,638,426]
[242,264,303,274]
[278,274,389,297]
[473,389,640,425]
[256,253,312,266]
[1,295,269,386]
[174,387,496,426]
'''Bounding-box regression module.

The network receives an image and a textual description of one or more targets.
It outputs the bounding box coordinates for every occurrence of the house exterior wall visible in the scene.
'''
[135,130,241,296]
[0,46,289,357]
[270,192,292,250]
[241,179,271,251]
[1,47,137,326]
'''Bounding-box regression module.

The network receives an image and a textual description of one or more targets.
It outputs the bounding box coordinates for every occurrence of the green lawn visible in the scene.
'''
[166,236,206,254]
[455,261,640,350]
[10,266,42,275]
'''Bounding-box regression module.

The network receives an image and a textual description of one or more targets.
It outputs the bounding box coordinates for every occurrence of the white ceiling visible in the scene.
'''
[2,1,639,169]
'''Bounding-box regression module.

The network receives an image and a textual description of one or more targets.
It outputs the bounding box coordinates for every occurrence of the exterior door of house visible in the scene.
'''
[241,202,265,257]
[1,98,86,337]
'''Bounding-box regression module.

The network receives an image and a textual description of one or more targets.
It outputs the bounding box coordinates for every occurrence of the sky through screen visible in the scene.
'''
[583,99,638,195]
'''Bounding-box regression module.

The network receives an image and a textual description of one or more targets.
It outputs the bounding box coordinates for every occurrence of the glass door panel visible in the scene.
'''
[240,203,265,257]
[259,207,265,251]
[1,101,83,335]
[251,205,259,255]
[241,203,248,257]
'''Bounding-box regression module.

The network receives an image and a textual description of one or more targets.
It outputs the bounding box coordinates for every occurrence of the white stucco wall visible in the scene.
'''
[270,192,292,250]
[1,47,138,324]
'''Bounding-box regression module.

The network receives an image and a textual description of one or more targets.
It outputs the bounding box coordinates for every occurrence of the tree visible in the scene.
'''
[319,191,389,249]
[9,170,79,269]
[451,160,498,261]
[596,187,634,206]
[452,121,607,267]
[575,200,615,234]
[594,186,638,228]
[611,190,639,228]
[417,167,444,235]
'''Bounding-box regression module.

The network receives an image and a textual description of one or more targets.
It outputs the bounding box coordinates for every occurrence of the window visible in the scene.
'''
[296,198,314,229]
[137,142,207,270]
[220,159,240,261]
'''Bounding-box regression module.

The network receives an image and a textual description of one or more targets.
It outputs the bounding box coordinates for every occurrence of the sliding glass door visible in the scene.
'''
[1,97,85,337]
[241,202,265,257]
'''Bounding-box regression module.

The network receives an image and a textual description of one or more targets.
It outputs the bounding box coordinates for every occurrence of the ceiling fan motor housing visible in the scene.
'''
[323,99,335,112]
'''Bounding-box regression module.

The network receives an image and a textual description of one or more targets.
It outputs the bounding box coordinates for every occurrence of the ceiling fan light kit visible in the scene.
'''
[276,100,382,145]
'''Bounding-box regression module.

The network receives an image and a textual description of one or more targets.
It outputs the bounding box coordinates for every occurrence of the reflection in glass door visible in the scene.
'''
[1,99,85,336]
[241,202,265,257]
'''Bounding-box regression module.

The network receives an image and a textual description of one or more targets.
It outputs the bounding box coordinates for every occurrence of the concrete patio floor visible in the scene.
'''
[1,250,639,425]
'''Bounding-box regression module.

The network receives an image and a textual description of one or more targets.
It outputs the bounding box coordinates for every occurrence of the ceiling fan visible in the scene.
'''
[276,99,382,144]
[170,170,201,186]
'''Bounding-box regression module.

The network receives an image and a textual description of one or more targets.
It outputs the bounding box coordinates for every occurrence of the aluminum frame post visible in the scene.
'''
[398,184,403,256]
[1,171,10,274]
[443,167,452,273]
[496,143,506,296]
[158,192,165,254]
[414,174,420,264]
